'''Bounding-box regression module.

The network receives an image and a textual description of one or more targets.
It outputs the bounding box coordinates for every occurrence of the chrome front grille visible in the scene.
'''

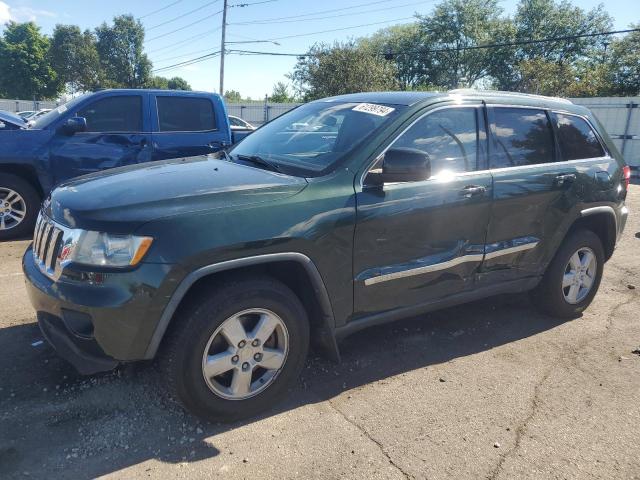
[33,213,64,279]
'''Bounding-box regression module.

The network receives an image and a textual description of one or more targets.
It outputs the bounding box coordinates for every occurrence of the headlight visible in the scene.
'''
[60,230,153,267]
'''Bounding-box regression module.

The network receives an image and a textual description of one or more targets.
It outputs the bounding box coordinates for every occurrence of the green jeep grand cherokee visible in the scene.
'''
[23,90,630,421]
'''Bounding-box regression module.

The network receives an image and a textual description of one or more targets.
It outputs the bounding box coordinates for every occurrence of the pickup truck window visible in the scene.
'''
[491,108,554,168]
[157,97,216,132]
[31,93,90,129]
[77,96,142,133]
[393,107,483,176]
[230,101,405,176]
[553,113,605,160]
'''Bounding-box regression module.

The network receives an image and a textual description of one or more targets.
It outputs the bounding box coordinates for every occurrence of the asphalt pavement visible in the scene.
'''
[1,187,639,479]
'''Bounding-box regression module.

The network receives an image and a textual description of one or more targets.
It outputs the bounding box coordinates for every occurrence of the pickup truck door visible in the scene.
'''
[353,104,492,316]
[49,93,152,185]
[150,94,230,160]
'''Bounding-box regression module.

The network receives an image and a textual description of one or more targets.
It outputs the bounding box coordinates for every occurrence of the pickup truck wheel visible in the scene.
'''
[163,277,310,422]
[0,174,40,240]
[531,229,604,318]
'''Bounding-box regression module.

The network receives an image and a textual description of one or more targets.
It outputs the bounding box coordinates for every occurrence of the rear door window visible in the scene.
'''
[553,113,605,160]
[491,108,554,168]
[77,96,143,133]
[157,97,216,132]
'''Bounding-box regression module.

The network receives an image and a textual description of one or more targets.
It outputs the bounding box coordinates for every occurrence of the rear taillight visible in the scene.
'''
[622,166,631,191]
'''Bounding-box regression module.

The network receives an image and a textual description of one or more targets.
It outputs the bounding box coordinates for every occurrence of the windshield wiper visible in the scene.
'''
[234,154,282,173]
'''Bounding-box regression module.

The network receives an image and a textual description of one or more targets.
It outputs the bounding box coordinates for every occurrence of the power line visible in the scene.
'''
[229,0,392,25]
[146,9,224,42]
[139,0,183,19]
[153,47,218,64]
[147,27,222,54]
[146,0,221,31]
[230,0,278,6]
[230,27,640,57]
[229,0,428,25]
[152,51,221,73]
[263,16,416,41]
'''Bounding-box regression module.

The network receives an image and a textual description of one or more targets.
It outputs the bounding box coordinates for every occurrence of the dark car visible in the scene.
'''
[23,90,629,421]
[0,89,233,240]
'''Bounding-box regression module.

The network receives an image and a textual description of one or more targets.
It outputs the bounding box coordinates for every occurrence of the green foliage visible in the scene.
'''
[608,24,640,96]
[167,77,191,90]
[146,76,192,90]
[95,15,151,88]
[50,25,101,93]
[268,82,294,103]
[224,90,243,102]
[415,0,509,89]
[491,0,614,92]
[289,40,398,101]
[0,22,61,99]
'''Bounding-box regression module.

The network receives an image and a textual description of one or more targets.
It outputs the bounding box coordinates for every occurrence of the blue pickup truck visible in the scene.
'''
[0,89,244,239]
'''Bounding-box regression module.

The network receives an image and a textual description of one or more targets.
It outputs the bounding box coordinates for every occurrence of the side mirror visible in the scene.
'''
[62,117,87,135]
[368,147,431,185]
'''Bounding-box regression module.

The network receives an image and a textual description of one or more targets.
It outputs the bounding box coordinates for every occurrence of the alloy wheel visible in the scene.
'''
[0,188,26,231]
[562,247,597,304]
[201,308,289,400]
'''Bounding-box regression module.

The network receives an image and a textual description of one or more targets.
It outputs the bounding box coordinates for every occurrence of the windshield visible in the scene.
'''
[229,101,405,176]
[31,93,91,129]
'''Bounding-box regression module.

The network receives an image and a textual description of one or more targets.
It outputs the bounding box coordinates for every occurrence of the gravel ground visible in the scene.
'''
[1,186,639,480]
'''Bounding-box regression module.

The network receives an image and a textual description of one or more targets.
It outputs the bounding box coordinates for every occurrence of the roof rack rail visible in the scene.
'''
[448,89,573,105]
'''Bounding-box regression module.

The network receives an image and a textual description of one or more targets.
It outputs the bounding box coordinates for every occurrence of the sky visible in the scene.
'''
[0,0,634,99]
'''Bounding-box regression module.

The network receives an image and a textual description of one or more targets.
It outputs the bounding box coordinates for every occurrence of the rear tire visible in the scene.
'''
[162,276,310,422]
[531,228,604,318]
[0,174,40,241]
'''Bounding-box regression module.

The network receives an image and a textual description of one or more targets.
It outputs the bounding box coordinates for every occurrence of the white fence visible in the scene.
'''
[570,97,639,171]
[2,95,638,170]
[0,98,60,113]
[225,101,300,127]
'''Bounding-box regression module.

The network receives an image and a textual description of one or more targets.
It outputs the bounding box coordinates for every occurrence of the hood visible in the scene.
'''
[0,110,27,128]
[46,156,308,232]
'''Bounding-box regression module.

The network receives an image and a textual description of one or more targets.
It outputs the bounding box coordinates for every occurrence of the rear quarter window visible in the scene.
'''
[157,97,216,132]
[553,113,605,160]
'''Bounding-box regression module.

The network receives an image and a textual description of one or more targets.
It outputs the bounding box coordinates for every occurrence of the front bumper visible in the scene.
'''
[23,246,172,373]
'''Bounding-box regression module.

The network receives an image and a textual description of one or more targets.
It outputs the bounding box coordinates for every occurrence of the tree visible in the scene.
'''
[289,40,398,101]
[146,75,192,90]
[268,81,293,103]
[491,0,614,91]
[167,76,191,90]
[95,15,151,88]
[50,25,101,93]
[0,22,61,99]
[414,0,510,89]
[363,23,426,90]
[147,76,169,89]
[608,25,640,95]
[224,90,242,102]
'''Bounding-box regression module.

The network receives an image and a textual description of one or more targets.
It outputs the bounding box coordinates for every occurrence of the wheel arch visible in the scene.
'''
[0,163,44,198]
[569,206,618,260]
[145,253,340,362]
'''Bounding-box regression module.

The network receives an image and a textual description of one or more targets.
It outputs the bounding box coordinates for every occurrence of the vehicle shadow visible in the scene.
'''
[0,293,573,479]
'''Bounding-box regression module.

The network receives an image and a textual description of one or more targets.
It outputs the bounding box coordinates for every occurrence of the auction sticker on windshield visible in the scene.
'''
[352,103,395,116]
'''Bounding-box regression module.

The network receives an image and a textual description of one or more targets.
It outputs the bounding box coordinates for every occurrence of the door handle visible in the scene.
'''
[555,173,576,185]
[460,185,486,198]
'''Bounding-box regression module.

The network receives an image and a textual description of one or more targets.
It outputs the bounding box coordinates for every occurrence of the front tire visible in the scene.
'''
[531,228,604,318]
[162,276,310,422]
[0,174,40,241]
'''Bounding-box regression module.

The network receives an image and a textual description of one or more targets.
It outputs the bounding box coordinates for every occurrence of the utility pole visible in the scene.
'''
[219,0,228,96]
